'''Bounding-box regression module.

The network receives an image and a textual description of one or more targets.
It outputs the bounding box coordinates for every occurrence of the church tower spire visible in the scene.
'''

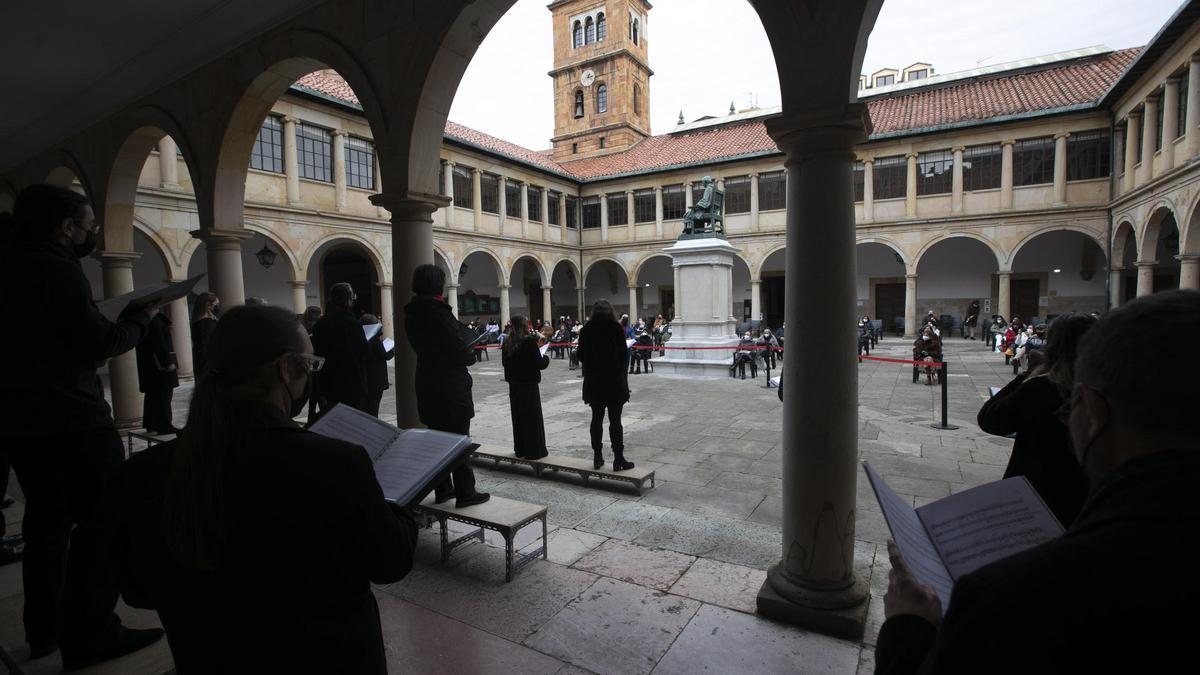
[547,0,653,160]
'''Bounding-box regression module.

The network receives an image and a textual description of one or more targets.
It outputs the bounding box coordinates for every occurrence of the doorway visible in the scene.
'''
[659,288,675,320]
[762,275,785,330]
[1012,278,1040,323]
[874,282,905,334]
[321,246,379,317]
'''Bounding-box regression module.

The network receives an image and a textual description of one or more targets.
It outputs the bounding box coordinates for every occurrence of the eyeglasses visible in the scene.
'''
[292,353,325,373]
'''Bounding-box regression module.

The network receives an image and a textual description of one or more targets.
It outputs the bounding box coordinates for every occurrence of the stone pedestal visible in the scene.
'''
[654,237,740,377]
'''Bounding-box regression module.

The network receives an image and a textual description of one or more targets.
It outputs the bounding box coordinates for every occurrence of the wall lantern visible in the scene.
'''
[255,244,277,269]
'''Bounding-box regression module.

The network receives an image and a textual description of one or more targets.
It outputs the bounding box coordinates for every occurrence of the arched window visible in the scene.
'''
[633,84,641,115]
[572,20,582,49]
[574,90,585,119]
[632,19,640,46]
[597,84,608,114]
[597,13,607,42]
[585,16,595,44]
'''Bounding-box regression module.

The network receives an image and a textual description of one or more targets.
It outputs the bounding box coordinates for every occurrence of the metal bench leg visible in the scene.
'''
[438,517,449,564]
[505,533,514,583]
[542,517,548,560]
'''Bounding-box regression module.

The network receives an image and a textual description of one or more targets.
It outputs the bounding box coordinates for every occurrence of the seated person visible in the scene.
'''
[912,326,942,385]
[876,290,1200,674]
[106,306,417,674]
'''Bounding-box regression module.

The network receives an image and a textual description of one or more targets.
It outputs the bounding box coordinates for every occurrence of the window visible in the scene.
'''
[250,115,283,173]
[479,173,499,214]
[852,162,864,202]
[597,85,608,114]
[632,18,639,46]
[574,90,585,119]
[872,155,906,200]
[573,20,582,49]
[581,196,601,229]
[599,137,606,149]
[452,166,471,209]
[585,17,595,44]
[1013,136,1054,186]
[597,13,607,42]
[572,143,578,154]
[547,191,560,225]
[907,69,928,81]
[608,192,628,225]
[345,136,375,190]
[724,176,750,213]
[916,150,953,196]
[506,181,521,218]
[297,123,332,182]
[759,171,787,210]
[1066,130,1111,181]
[1180,72,1189,139]
[875,74,895,87]
[633,85,641,115]
[634,189,655,223]
[661,185,686,220]
[690,182,708,205]
[963,144,1002,190]
[527,186,542,221]
[565,195,579,228]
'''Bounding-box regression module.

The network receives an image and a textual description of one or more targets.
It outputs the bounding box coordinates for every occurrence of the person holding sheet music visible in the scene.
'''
[0,184,164,667]
[577,300,634,471]
[311,282,369,413]
[877,291,1200,674]
[107,305,418,674]
[404,264,490,508]
[361,313,394,418]
[502,316,550,460]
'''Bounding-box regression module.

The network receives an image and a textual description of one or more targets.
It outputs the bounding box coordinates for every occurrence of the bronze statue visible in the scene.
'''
[681,175,725,238]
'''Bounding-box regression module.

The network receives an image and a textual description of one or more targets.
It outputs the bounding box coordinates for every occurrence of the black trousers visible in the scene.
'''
[509,383,547,460]
[427,418,478,500]
[8,428,124,652]
[589,402,624,456]
[363,389,385,418]
[141,378,175,433]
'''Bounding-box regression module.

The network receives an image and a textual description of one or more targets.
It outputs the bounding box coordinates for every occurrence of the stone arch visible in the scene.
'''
[461,247,507,286]
[753,243,788,280]
[582,255,629,281]
[1182,193,1200,257]
[1139,200,1180,262]
[243,221,301,281]
[433,245,455,283]
[131,217,180,272]
[549,256,582,283]
[1112,218,1138,266]
[855,236,910,270]
[629,253,674,284]
[42,150,94,197]
[509,253,549,287]
[1007,225,1107,270]
[302,232,387,284]
[914,232,1004,273]
[103,120,200,252]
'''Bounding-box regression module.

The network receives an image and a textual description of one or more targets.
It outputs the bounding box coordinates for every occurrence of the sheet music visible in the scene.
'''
[373,429,472,504]
[539,343,550,358]
[96,274,206,322]
[863,462,955,611]
[917,476,1064,580]
[770,376,781,387]
[625,338,635,349]
[308,404,399,461]
[363,323,383,340]
[382,337,395,352]
[988,386,1002,397]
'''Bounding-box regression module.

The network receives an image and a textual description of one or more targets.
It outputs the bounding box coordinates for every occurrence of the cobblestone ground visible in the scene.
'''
[1,334,1020,674]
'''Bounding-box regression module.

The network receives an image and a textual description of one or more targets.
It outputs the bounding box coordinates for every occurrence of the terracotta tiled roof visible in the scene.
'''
[291,48,1140,183]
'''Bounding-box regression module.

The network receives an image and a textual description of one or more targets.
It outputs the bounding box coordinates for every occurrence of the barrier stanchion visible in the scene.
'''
[930,361,959,431]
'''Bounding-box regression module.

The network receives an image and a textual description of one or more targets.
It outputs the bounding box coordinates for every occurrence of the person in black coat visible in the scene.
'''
[577,300,634,471]
[311,282,369,413]
[962,300,980,340]
[0,185,163,667]
[106,305,417,674]
[136,312,180,434]
[359,313,394,418]
[403,264,489,508]
[189,291,219,376]
[977,313,1096,527]
[876,291,1200,675]
[502,316,550,460]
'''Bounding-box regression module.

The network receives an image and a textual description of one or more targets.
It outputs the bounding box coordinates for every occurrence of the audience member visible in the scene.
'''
[360,313,394,418]
[963,300,980,340]
[912,325,943,385]
[190,292,219,376]
[301,305,322,335]
[136,311,180,434]
[578,300,634,471]
[502,316,550,460]
[311,282,368,413]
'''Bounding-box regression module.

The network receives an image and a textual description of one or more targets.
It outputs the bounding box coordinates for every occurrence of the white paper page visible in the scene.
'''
[363,323,383,340]
[539,343,550,358]
[988,386,1002,397]
[308,404,399,461]
[626,338,635,349]
[770,376,781,387]
[373,429,472,504]
[382,337,395,352]
[917,476,1064,580]
[863,462,955,610]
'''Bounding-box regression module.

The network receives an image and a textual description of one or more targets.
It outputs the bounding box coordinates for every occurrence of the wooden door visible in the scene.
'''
[874,282,906,334]
[1012,278,1040,323]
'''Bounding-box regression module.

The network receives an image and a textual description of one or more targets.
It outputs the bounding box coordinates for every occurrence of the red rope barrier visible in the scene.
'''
[474,341,936,366]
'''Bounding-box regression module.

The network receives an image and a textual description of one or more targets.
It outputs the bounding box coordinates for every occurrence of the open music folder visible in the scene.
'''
[309,404,476,507]
[97,274,206,322]
[863,461,1064,612]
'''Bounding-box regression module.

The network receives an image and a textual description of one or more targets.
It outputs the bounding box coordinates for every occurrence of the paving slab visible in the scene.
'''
[668,557,767,613]
[572,539,696,591]
[574,500,675,541]
[523,527,608,566]
[638,481,766,520]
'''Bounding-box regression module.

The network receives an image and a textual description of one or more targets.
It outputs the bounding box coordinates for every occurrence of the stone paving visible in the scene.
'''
[0,334,1021,674]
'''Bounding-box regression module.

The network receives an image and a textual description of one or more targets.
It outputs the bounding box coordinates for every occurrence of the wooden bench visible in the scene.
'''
[472,446,656,494]
[413,494,547,582]
[125,430,175,458]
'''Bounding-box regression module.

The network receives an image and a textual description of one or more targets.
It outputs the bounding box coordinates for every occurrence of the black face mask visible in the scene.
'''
[281,370,311,418]
[72,230,97,258]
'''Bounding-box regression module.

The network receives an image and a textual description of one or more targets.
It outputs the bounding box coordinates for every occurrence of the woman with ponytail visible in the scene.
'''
[502,315,550,460]
[107,305,416,674]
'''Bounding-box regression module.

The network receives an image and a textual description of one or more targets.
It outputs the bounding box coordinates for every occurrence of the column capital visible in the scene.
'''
[997,270,1013,278]
[905,151,918,160]
[446,284,459,290]
[628,284,640,290]
[332,129,348,138]
[96,250,141,268]
[1109,266,1125,273]
[749,171,761,177]
[683,181,692,188]
[542,285,553,291]
[1054,132,1071,140]
[1127,109,1142,120]
[289,279,309,289]
[1145,92,1162,104]
[376,282,393,290]
[470,167,482,176]
[750,278,762,285]
[654,185,663,193]
[498,284,511,290]
[189,229,254,248]
[369,191,451,219]
[625,189,634,196]
[1166,75,1183,86]
[1191,53,1200,64]
[905,273,918,280]
[444,160,456,168]
[1178,254,1200,263]
[282,115,299,125]
[1135,260,1159,268]
[1000,139,1016,146]
[951,146,965,153]
[764,103,870,158]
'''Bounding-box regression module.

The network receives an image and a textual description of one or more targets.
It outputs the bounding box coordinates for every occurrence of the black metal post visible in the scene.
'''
[931,360,960,430]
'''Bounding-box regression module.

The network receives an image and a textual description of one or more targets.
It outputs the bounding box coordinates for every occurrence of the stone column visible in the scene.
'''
[862,162,873,221]
[1136,260,1156,296]
[99,251,143,427]
[1163,78,1181,169]
[904,152,917,217]
[198,231,250,307]
[375,155,388,220]
[654,186,664,238]
[1187,57,1200,158]
[684,182,694,208]
[751,279,762,321]
[498,176,508,229]
[520,182,529,238]
[471,168,482,231]
[158,136,180,189]
[379,283,394,338]
[542,286,553,323]
[1109,268,1124,309]
[673,266,682,321]
[1179,255,1200,290]
[628,286,639,320]
[499,284,511,324]
[446,284,459,317]
[950,148,964,213]
[1114,128,1126,195]
[577,286,585,322]
[558,195,568,233]
[600,194,609,241]
[541,188,550,229]
[904,273,918,338]
[997,271,1012,320]
[1141,96,1159,184]
[625,190,635,239]
[754,106,869,639]
[167,290,194,380]
[443,161,456,227]
[1053,133,1069,207]
[290,280,308,314]
[333,130,348,211]
[1124,112,1141,191]
[369,192,446,429]
[283,116,300,205]
[750,173,761,231]
[1000,140,1014,210]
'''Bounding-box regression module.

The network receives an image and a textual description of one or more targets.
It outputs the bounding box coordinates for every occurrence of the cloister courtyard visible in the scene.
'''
[1,336,1021,674]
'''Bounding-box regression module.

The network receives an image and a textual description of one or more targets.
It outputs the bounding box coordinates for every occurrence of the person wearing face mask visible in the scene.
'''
[876,290,1200,675]
[0,184,164,667]
[912,326,943,385]
[311,282,369,414]
[190,292,220,377]
[106,305,417,673]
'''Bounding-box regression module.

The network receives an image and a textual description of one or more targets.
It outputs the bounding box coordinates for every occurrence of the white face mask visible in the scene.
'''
[923,335,931,341]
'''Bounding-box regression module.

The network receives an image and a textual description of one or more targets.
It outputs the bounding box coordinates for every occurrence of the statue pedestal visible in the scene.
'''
[655,237,741,378]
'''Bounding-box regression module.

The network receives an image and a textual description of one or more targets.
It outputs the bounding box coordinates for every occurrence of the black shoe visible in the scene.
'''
[62,627,165,672]
[433,492,454,505]
[455,492,490,509]
[613,459,635,472]
[593,456,605,470]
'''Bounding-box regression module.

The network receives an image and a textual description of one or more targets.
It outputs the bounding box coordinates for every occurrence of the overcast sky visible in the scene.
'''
[448,0,1184,150]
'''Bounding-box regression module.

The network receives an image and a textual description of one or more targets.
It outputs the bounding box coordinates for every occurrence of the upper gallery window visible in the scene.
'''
[597,85,608,114]
[573,20,582,49]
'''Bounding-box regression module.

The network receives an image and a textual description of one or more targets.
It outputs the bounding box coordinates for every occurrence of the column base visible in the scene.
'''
[113,416,143,430]
[756,564,868,640]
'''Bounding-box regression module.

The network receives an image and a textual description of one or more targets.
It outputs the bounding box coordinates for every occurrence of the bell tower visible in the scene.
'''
[548,0,653,160]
